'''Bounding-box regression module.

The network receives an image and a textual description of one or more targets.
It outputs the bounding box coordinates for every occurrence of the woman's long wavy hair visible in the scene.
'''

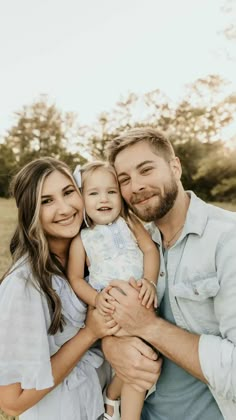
[1,157,80,335]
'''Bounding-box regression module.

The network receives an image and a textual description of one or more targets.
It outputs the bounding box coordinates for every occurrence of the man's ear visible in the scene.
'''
[170,156,182,180]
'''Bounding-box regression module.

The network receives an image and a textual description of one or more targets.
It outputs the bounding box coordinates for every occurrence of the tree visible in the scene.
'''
[0,143,17,197]
[4,96,86,168]
[83,75,236,201]
[1,97,88,196]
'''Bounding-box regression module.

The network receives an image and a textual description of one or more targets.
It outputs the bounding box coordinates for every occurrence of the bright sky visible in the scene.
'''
[0,0,235,138]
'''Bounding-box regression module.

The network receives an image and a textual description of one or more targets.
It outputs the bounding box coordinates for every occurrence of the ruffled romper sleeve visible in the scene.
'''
[0,264,54,390]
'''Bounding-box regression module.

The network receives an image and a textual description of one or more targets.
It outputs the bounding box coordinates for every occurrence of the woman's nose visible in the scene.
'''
[57,198,71,214]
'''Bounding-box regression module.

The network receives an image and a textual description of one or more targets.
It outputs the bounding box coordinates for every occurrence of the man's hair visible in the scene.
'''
[106,127,175,164]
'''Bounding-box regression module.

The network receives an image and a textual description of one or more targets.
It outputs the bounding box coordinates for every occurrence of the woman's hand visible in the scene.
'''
[85,305,120,339]
[102,336,162,392]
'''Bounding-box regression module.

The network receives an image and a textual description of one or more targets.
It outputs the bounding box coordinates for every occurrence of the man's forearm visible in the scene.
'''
[140,317,206,383]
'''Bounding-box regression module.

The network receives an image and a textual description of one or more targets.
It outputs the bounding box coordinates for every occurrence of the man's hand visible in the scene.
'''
[102,336,162,392]
[108,279,157,336]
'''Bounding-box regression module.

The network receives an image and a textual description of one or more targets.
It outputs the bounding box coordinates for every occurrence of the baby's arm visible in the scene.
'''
[68,235,115,314]
[129,216,160,308]
[68,234,98,307]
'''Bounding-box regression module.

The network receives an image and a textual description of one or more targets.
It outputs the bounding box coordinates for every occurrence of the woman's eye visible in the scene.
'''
[41,198,52,205]
[65,188,75,196]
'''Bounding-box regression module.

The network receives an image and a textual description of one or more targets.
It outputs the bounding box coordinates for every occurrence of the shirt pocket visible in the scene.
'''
[172,273,220,302]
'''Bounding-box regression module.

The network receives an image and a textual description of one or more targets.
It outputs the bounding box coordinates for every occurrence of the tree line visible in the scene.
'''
[0,75,236,202]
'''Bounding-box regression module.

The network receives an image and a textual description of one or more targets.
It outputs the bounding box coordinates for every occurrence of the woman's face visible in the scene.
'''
[40,170,84,241]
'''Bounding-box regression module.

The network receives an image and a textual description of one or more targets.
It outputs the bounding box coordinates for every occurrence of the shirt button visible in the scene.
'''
[194,288,199,295]
[160,271,165,277]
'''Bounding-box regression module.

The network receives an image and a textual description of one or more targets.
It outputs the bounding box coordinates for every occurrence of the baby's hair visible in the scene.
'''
[80,160,128,227]
[81,161,118,190]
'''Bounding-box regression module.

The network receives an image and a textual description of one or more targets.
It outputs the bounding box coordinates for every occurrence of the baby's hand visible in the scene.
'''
[95,286,115,315]
[137,278,158,309]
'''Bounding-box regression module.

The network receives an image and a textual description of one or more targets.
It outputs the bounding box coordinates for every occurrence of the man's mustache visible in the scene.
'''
[130,191,159,205]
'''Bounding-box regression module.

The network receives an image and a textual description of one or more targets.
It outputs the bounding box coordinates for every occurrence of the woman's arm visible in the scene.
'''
[68,234,98,307]
[0,308,119,416]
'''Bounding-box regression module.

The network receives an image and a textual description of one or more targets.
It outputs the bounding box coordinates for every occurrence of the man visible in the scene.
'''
[102,128,236,419]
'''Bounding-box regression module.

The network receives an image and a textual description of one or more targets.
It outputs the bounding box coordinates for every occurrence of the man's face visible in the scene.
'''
[114,141,180,222]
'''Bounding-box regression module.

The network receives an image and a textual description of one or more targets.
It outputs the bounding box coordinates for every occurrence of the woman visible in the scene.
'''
[0,157,119,420]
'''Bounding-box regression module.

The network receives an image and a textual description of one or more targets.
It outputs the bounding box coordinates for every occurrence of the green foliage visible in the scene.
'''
[0,144,17,197]
[1,76,236,201]
[1,97,88,197]
[80,75,236,202]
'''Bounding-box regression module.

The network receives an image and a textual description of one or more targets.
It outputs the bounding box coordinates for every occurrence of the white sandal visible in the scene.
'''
[103,391,120,420]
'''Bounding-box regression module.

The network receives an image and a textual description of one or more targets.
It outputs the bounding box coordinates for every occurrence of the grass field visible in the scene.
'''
[0,198,236,420]
[0,199,17,278]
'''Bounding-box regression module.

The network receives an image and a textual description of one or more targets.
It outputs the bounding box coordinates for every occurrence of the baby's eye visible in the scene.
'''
[108,190,117,194]
[89,191,98,196]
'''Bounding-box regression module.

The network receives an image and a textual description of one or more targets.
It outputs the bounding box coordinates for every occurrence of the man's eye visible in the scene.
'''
[119,178,129,185]
[141,167,152,174]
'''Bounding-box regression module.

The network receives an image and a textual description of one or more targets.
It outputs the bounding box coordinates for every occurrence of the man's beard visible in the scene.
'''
[129,177,178,222]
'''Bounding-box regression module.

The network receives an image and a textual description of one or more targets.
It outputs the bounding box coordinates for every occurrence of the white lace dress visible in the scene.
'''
[0,259,108,420]
[81,217,144,291]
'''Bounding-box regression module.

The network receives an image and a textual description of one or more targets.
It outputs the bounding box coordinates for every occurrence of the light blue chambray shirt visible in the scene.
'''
[146,191,236,420]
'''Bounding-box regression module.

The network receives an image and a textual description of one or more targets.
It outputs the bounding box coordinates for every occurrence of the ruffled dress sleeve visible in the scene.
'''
[0,262,54,390]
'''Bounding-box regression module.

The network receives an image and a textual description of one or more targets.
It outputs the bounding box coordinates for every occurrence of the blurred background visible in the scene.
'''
[0,0,236,202]
[0,1,236,416]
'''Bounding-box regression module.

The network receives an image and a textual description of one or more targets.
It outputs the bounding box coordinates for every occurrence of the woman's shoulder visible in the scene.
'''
[1,256,35,295]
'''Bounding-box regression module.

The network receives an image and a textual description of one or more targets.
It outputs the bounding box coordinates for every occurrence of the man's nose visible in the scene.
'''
[130,176,145,193]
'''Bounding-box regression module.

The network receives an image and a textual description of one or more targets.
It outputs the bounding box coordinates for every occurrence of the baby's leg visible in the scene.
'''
[121,384,145,420]
[105,375,122,418]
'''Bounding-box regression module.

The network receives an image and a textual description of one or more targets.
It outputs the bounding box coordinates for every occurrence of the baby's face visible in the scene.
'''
[83,168,122,225]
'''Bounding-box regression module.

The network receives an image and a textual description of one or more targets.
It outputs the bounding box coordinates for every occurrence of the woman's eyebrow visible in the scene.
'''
[41,184,74,198]
[63,183,75,191]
